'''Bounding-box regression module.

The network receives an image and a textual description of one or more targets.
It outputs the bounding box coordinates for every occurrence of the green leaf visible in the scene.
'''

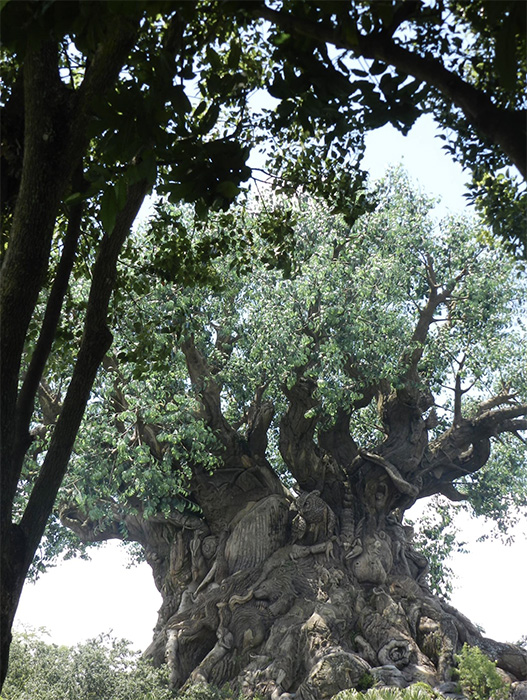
[215,181,240,199]
[197,102,220,135]
[64,191,85,207]
[171,85,192,116]
[99,187,119,232]
[114,176,128,210]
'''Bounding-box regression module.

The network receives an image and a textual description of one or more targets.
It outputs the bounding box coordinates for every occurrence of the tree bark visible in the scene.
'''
[62,443,527,699]
[0,180,148,685]
[0,16,141,684]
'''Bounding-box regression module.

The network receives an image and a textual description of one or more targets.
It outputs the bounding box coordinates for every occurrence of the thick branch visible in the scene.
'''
[475,390,519,416]
[318,408,359,470]
[403,257,462,383]
[60,503,206,547]
[19,178,149,575]
[1,19,141,518]
[279,376,324,490]
[181,336,242,461]
[253,4,526,177]
[13,189,84,476]
[72,17,141,159]
[421,399,527,499]
[246,386,274,458]
[375,261,460,466]
[1,43,72,511]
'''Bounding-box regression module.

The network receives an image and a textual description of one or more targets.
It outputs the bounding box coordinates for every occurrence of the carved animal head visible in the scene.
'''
[296,490,326,523]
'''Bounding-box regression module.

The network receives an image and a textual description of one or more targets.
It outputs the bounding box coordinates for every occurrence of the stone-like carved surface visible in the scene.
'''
[72,478,525,699]
[293,490,337,545]
[136,486,527,698]
[224,494,289,572]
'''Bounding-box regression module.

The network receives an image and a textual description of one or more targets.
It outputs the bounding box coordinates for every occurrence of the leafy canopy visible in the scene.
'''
[25,169,526,575]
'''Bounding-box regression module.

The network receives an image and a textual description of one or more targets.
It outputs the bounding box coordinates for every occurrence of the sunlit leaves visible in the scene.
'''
[458,435,527,535]
[25,167,527,569]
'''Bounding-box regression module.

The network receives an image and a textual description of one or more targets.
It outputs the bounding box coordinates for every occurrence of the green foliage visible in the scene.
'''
[258,0,527,254]
[22,168,524,571]
[176,683,258,700]
[405,497,466,598]
[357,672,375,692]
[469,171,527,260]
[2,630,268,700]
[331,682,441,700]
[1,628,173,700]
[455,644,510,700]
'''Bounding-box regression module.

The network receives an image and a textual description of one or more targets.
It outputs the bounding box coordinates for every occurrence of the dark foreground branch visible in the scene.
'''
[20,178,149,581]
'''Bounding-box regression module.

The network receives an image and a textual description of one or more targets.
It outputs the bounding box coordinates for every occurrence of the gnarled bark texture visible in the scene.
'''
[62,461,527,699]
[62,330,527,699]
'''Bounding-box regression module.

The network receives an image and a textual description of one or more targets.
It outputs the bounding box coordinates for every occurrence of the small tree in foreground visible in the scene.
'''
[35,171,527,698]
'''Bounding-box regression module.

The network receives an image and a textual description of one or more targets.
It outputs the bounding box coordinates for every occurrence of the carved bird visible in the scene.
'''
[295,490,337,544]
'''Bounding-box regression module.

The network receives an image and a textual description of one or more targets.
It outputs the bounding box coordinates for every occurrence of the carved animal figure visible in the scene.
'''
[294,490,337,545]
[224,494,289,573]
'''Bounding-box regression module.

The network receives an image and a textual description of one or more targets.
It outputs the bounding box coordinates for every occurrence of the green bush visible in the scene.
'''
[455,644,510,700]
[1,631,262,700]
[1,628,173,700]
[176,684,261,699]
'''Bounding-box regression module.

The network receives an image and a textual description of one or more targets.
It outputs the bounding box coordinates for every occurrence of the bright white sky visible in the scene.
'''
[16,115,527,651]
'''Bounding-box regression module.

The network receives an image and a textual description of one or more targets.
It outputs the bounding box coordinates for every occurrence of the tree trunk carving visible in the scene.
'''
[57,226,527,698]
[62,453,527,699]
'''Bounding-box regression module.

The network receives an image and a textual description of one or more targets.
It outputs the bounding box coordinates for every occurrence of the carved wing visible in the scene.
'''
[224,494,289,573]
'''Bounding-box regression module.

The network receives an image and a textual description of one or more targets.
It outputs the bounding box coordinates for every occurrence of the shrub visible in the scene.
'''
[1,628,173,700]
[331,683,440,700]
[455,643,510,700]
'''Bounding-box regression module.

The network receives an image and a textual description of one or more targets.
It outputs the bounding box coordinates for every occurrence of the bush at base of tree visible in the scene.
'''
[455,644,510,700]
[331,685,442,700]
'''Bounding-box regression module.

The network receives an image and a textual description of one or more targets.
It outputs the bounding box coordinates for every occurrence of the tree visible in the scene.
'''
[0,0,267,682]
[1,0,526,687]
[247,0,527,256]
[50,172,527,697]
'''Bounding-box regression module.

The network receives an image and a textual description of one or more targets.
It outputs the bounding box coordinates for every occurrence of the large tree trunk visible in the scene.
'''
[63,455,527,700]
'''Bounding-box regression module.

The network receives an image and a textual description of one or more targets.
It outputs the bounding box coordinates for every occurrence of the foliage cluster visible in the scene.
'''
[331,684,441,700]
[455,644,510,700]
[1,629,172,700]
[405,497,466,598]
